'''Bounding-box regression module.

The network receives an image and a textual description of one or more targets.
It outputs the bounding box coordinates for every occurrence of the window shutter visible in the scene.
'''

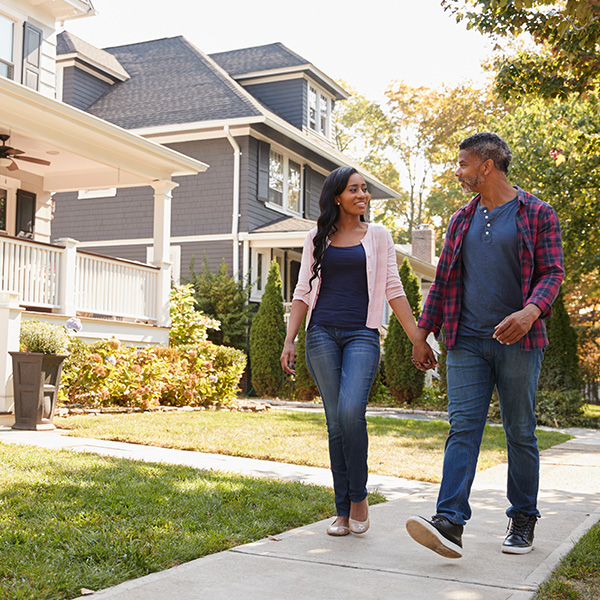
[304,165,313,219]
[257,140,270,202]
[22,22,42,91]
[16,189,35,239]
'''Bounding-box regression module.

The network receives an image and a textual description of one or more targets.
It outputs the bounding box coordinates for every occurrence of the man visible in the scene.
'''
[406,132,564,558]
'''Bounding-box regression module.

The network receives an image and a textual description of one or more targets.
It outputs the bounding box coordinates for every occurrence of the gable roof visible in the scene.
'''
[84,36,263,130]
[210,42,348,101]
[57,31,130,81]
[210,43,308,75]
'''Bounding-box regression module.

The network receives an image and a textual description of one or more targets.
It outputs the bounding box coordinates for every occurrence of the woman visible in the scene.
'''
[281,166,434,536]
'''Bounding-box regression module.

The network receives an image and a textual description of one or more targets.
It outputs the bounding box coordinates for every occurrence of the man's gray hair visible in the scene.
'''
[459,132,512,174]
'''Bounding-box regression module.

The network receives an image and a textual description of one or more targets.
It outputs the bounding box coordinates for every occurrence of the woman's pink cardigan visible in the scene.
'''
[292,223,406,330]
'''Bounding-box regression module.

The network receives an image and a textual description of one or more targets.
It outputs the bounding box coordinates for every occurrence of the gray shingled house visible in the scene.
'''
[52,34,435,307]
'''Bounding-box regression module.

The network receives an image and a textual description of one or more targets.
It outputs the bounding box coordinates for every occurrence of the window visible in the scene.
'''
[308,86,317,131]
[307,84,332,138]
[0,188,6,231]
[267,150,303,215]
[268,151,284,205]
[251,249,270,300]
[0,14,14,80]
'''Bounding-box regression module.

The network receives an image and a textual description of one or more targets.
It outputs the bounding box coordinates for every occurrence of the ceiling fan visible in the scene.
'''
[0,134,51,171]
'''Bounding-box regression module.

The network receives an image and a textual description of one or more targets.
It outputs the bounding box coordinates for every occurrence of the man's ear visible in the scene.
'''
[482,159,494,175]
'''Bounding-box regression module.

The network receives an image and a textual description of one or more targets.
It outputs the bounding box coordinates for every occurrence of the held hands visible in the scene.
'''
[411,339,438,372]
[493,304,542,345]
[280,340,296,375]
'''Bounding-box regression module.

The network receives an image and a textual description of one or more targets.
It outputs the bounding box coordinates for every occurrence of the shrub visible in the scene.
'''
[169,284,220,347]
[539,288,581,392]
[535,390,586,428]
[294,315,318,402]
[249,260,286,397]
[20,319,70,354]
[384,258,425,404]
[59,339,246,409]
[187,257,253,352]
[488,388,586,428]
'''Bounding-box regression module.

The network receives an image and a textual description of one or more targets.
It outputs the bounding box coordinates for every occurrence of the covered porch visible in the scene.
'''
[0,76,208,412]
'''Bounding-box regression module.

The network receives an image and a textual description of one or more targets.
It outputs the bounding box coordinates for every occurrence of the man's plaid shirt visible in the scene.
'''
[418,187,564,350]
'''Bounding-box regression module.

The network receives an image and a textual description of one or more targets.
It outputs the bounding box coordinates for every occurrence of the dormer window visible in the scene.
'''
[0,14,15,80]
[308,84,332,138]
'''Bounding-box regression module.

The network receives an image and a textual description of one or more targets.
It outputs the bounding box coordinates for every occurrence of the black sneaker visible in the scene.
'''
[406,514,463,559]
[502,512,537,554]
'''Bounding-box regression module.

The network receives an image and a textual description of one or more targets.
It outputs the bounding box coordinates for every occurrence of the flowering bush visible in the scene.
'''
[20,319,71,354]
[59,338,246,409]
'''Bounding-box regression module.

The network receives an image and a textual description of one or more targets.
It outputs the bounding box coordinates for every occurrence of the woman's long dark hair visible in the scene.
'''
[309,166,364,289]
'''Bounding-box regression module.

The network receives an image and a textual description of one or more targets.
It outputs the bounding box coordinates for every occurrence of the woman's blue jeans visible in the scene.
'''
[437,335,543,525]
[305,325,380,517]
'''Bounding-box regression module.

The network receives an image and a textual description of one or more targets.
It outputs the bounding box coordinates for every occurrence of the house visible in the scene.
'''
[51,34,436,308]
[0,1,208,412]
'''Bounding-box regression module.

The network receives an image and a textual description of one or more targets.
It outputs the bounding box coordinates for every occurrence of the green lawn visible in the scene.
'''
[534,520,600,599]
[0,442,382,600]
[54,410,570,483]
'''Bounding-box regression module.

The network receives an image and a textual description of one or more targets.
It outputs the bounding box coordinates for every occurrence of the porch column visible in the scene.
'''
[55,238,78,317]
[0,291,23,413]
[151,180,178,328]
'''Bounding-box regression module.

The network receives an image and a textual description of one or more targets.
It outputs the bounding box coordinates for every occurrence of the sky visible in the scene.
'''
[64,0,495,103]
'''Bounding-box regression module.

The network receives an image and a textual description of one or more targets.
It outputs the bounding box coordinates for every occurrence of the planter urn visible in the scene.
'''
[9,352,68,430]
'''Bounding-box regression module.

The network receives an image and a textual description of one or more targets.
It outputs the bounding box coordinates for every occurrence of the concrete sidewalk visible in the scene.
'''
[1,416,599,600]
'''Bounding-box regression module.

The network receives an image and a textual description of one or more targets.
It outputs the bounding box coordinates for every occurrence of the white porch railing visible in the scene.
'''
[76,251,158,321]
[0,235,161,323]
[0,236,61,309]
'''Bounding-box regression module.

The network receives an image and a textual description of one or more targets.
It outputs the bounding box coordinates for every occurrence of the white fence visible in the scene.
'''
[0,236,160,322]
[76,251,158,321]
[0,237,61,309]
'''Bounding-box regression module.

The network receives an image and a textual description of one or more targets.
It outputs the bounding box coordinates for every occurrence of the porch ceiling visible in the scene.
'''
[0,77,208,193]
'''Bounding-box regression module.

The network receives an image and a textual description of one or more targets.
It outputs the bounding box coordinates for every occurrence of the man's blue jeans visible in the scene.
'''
[305,325,380,517]
[437,335,543,526]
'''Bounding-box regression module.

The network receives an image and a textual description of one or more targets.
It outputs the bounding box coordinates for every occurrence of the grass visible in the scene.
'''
[534,520,600,599]
[0,442,383,600]
[54,410,571,483]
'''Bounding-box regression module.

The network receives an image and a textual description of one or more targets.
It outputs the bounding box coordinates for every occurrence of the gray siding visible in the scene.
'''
[52,186,155,243]
[244,79,305,130]
[62,66,111,111]
[307,170,326,221]
[180,240,236,279]
[52,138,235,246]
[167,138,234,237]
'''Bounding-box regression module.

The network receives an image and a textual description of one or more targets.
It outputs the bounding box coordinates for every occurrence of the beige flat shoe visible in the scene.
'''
[327,519,350,536]
[349,516,370,534]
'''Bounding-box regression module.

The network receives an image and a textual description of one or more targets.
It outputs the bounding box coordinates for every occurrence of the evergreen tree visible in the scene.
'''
[249,260,286,397]
[187,257,252,352]
[295,315,318,401]
[384,258,425,403]
[538,287,581,392]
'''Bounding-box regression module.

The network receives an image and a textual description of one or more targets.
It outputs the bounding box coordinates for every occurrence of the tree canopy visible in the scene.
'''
[442,0,600,100]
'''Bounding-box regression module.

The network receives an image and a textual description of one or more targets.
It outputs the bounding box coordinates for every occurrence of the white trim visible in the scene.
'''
[239,72,304,86]
[141,126,253,145]
[132,116,265,137]
[231,64,348,100]
[78,187,117,199]
[56,56,120,85]
[146,244,181,284]
[76,233,235,248]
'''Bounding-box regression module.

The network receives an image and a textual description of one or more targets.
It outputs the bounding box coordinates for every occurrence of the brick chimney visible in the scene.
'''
[412,225,435,264]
